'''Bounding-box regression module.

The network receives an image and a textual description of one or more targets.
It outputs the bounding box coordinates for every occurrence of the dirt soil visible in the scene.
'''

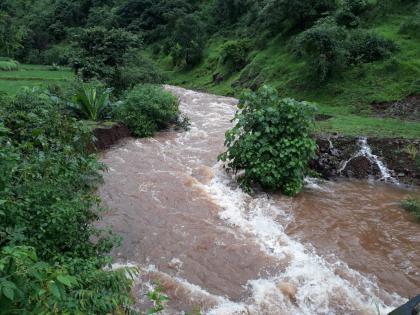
[371,94,420,121]
[369,138,420,186]
[93,123,131,151]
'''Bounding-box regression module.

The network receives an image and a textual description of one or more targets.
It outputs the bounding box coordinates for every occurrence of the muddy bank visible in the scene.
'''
[313,135,420,186]
[372,94,420,121]
[93,123,131,150]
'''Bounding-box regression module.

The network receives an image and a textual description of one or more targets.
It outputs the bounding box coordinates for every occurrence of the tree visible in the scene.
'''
[258,0,337,34]
[0,11,26,57]
[171,14,205,67]
[71,27,141,89]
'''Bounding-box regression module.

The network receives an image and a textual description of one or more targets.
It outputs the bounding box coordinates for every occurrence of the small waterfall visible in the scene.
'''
[339,137,398,183]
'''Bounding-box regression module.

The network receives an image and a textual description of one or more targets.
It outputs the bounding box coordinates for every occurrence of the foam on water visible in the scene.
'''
[197,164,404,314]
[339,137,398,183]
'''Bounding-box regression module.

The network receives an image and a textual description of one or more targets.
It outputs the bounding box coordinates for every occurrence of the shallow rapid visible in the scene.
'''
[99,86,419,315]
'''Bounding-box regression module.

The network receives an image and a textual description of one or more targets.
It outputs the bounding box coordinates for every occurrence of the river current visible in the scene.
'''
[99,86,419,315]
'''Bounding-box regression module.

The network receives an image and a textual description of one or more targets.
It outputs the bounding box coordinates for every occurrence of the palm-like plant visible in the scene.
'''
[69,86,112,121]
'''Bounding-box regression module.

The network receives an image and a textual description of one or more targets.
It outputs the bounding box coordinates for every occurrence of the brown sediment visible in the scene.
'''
[93,123,131,151]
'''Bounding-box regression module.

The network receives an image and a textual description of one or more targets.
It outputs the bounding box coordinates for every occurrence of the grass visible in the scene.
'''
[0,59,19,71]
[0,64,74,95]
[151,3,420,139]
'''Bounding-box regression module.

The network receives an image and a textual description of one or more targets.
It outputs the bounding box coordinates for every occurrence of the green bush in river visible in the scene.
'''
[218,85,317,196]
[113,84,179,137]
[0,90,136,313]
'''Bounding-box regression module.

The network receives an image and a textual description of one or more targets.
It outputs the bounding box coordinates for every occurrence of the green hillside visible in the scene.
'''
[152,1,420,138]
[1,0,419,137]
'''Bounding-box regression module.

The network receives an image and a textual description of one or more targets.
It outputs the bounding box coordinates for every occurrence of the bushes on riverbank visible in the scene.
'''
[0,89,136,313]
[113,84,180,137]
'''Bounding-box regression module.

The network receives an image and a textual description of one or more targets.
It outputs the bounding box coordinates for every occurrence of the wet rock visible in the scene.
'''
[312,134,420,186]
[317,137,331,153]
[342,156,381,179]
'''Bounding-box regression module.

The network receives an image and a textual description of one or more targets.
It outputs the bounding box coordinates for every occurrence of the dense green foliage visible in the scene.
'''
[0,58,19,71]
[69,84,112,121]
[293,19,397,81]
[113,84,180,137]
[70,27,141,90]
[402,197,420,220]
[0,89,136,313]
[219,40,251,73]
[219,86,317,196]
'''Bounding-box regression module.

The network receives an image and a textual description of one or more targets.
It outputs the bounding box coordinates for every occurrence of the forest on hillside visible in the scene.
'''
[2,0,420,126]
[0,1,418,83]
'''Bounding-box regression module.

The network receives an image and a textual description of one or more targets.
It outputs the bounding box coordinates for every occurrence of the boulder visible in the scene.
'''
[342,156,381,179]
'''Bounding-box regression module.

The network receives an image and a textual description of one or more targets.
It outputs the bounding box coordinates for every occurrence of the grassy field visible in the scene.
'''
[0,64,74,95]
[152,4,420,139]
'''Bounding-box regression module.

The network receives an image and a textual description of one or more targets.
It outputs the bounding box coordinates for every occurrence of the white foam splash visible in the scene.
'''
[199,165,403,315]
[339,137,398,183]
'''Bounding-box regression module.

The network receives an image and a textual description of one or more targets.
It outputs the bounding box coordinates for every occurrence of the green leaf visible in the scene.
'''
[47,281,61,300]
[57,275,75,287]
[3,286,15,301]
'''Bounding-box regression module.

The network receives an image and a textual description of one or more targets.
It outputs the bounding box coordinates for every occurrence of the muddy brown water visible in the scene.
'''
[99,86,419,315]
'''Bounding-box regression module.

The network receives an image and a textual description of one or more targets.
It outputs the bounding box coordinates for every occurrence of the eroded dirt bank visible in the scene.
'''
[99,87,419,315]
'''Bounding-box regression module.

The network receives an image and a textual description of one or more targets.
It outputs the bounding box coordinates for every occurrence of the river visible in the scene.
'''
[99,86,419,315]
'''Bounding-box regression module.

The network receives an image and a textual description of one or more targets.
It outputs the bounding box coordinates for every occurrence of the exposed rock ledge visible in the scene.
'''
[312,135,420,186]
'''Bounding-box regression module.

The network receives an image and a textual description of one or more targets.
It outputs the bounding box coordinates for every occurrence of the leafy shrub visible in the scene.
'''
[258,0,337,34]
[0,89,136,314]
[219,39,251,72]
[70,27,141,90]
[0,246,137,314]
[41,44,71,65]
[401,197,420,220]
[0,58,19,71]
[294,20,397,81]
[117,51,166,91]
[335,0,370,27]
[347,30,398,65]
[293,20,348,81]
[69,85,112,121]
[113,85,179,137]
[218,85,317,196]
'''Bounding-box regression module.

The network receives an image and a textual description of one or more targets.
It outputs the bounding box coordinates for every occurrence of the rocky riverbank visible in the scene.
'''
[312,135,420,186]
